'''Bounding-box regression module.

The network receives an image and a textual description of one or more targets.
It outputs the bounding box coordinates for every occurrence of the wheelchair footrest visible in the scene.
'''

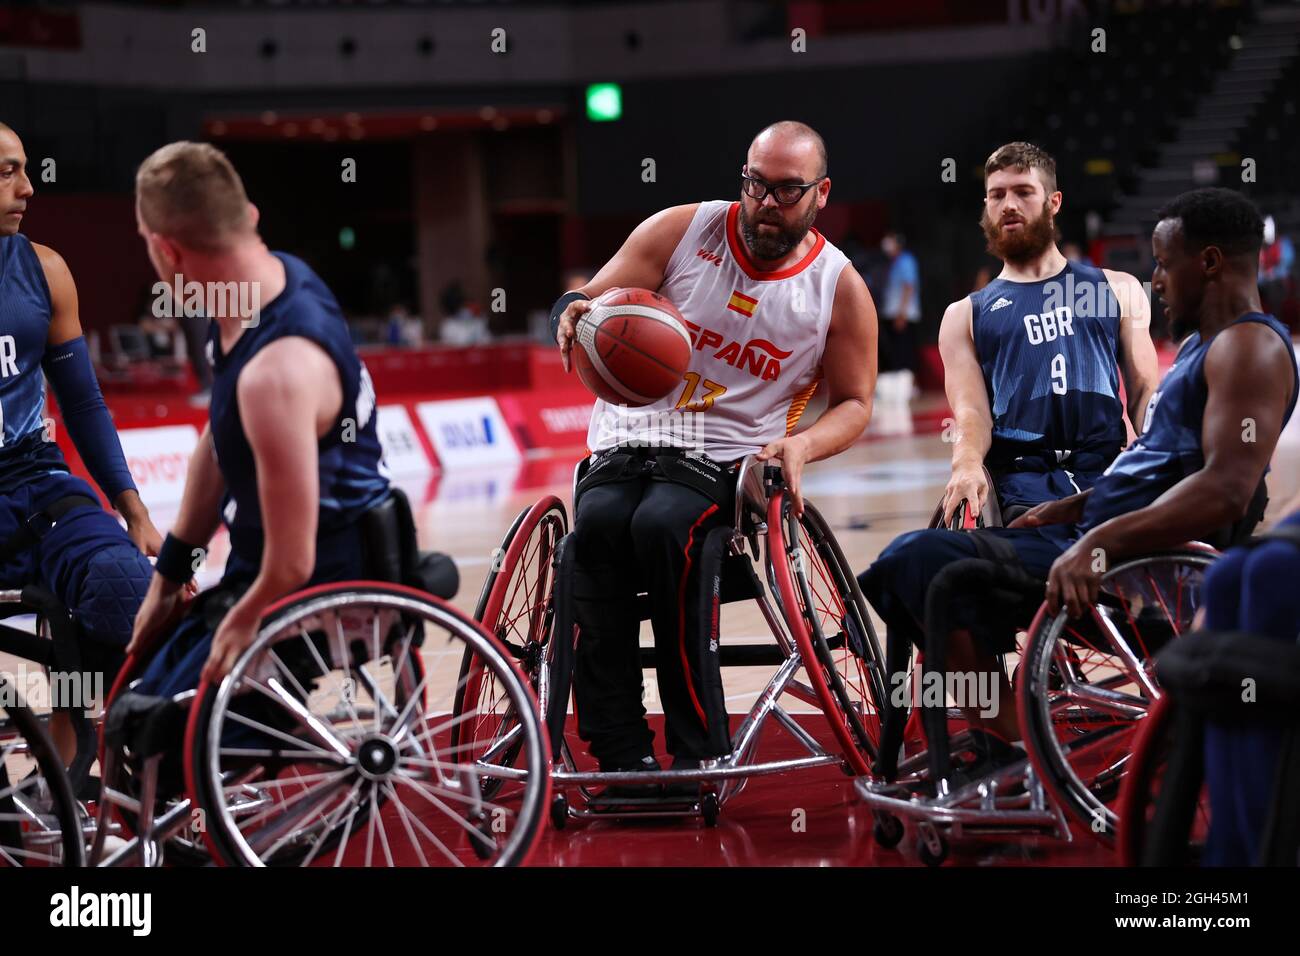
[586,792,702,812]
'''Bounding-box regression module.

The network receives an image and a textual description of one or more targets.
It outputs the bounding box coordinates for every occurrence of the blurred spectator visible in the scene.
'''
[878,231,920,403]
[438,281,490,346]
[384,302,424,347]
[1260,215,1295,322]
[1061,239,1094,267]
[138,304,178,359]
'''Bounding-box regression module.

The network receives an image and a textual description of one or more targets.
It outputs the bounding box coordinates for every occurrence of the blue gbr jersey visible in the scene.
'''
[209,253,390,572]
[1081,313,1298,531]
[970,260,1127,467]
[0,234,71,491]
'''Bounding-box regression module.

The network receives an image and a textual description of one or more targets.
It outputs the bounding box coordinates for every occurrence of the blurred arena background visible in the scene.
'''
[2,0,1299,865]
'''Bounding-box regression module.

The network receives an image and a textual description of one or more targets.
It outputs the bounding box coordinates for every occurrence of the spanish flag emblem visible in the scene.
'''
[726,289,758,318]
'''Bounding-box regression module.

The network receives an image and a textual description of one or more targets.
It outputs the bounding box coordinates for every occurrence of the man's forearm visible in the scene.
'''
[800,398,871,462]
[172,433,225,546]
[229,557,313,628]
[1086,472,1246,561]
[1126,385,1153,434]
[950,409,992,470]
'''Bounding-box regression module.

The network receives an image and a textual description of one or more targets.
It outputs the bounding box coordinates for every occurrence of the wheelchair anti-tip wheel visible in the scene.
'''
[1018,548,1215,844]
[455,497,567,794]
[768,492,887,776]
[187,582,550,867]
[0,674,84,867]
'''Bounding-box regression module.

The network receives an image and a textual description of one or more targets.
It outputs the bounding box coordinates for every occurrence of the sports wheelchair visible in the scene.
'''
[16,489,551,867]
[1118,524,1300,867]
[0,585,127,867]
[453,454,888,827]
[855,466,1249,865]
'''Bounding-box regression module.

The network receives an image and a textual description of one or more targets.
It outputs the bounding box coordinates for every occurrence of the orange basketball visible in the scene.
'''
[573,288,691,407]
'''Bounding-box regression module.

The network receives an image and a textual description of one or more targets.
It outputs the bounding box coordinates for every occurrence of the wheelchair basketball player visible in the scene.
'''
[860,187,1298,777]
[124,142,394,695]
[0,122,161,773]
[1196,488,1300,864]
[552,121,877,798]
[939,142,1159,528]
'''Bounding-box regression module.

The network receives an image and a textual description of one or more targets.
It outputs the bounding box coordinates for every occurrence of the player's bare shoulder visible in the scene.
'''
[634,203,702,258]
[830,261,876,331]
[29,241,73,290]
[938,297,975,351]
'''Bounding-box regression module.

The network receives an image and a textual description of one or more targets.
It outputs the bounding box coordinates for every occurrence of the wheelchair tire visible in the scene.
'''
[456,497,567,798]
[0,675,85,867]
[768,492,887,776]
[187,582,550,867]
[1018,548,1215,845]
[1117,694,1209,866]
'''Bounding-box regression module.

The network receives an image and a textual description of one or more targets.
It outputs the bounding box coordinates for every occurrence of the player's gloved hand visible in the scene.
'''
[942,463,988,525]
[1008,492,1088,529]
[557,298,595,374]
[757,433,811,517]
[126,574,190,658]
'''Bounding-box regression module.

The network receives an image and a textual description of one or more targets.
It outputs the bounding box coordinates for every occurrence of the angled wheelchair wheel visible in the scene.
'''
[768,492,886,776]
[187,583,550,867]
[1018,548,1215,844]
[0,675,84,867]
[455,497,567,795]
[1117,694,1209,866]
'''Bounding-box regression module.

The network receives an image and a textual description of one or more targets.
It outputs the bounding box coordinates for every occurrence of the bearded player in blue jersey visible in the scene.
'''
[0,122,161,769]
[938,142,1160,530]
[125,141,391,693]
[860,187,1297,765]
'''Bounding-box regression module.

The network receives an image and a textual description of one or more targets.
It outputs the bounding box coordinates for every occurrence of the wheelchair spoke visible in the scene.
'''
[234,768,354,845]
[223,696,350,762]
[392,767,517,819]
[246,677,354,759]
[392,773,501,851]
[244,776,359,859]
[392,777,468,867]
[297,777,367,868]
[381,780,431,868]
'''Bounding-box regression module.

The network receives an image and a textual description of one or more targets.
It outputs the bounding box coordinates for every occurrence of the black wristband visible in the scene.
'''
[549,291,591,342]
[155,532,204,585]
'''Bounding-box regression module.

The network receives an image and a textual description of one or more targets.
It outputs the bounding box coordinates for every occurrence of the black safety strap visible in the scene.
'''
[0,494,99,565]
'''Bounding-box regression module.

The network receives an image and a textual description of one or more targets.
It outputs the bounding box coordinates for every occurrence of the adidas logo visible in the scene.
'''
[990,297,1013,312]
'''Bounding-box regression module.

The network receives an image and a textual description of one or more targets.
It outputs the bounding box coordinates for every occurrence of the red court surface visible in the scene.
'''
[529,715,1113,868]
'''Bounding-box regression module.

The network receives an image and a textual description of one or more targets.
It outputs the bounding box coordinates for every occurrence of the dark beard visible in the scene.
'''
[739,199,818,261]
[982,200,1056,265]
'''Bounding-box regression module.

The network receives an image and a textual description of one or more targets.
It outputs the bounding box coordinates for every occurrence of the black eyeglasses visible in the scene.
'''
[741,167,825,205]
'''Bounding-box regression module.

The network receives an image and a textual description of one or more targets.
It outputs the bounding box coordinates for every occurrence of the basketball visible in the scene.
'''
[573,287,692,406]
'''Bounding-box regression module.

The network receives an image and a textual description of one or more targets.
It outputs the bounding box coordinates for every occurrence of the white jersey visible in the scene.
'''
[586,200,849,462]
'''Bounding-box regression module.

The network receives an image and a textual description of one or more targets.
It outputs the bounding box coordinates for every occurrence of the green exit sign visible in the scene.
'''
[586,83,622,122]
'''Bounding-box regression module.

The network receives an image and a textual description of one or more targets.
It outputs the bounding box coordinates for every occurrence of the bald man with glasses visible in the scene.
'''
[549,120,878,801]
